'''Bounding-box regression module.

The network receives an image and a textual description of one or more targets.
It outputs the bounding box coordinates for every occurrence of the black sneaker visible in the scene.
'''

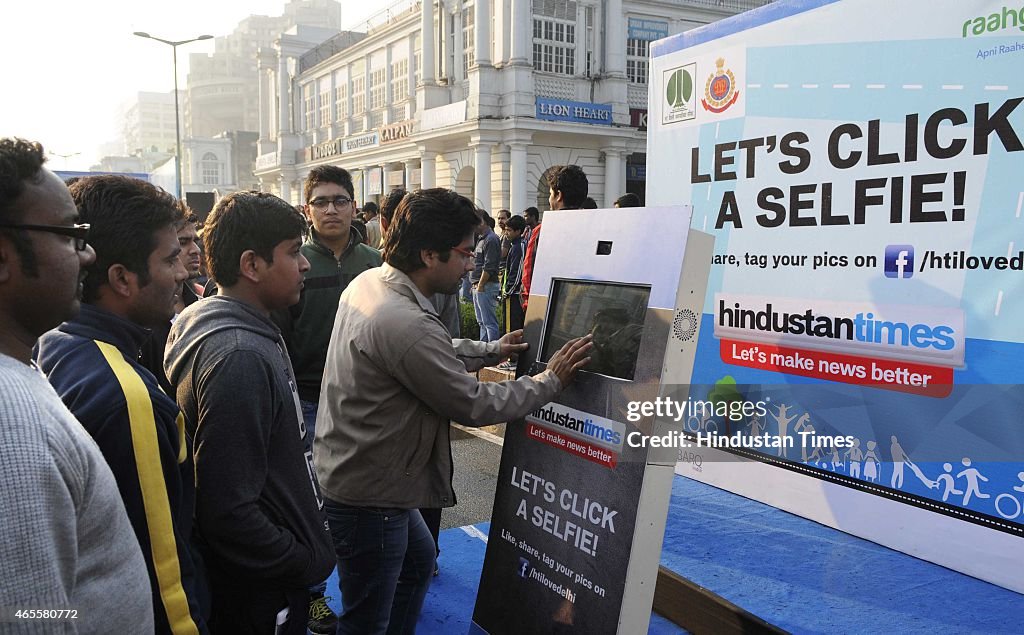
[308,594,338,635]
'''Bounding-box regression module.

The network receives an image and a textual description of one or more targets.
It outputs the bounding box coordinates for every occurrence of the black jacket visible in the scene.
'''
[35,304,207,634]
[164,296,334,589]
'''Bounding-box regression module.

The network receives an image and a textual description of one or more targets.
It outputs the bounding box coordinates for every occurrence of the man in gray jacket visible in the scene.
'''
[0,137,153,632]
[315,187,592,635]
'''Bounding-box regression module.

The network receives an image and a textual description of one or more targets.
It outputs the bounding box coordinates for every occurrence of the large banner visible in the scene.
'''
[647,0,1024,592]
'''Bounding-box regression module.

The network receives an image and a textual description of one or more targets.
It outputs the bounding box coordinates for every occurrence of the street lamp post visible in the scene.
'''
[133,31,214,199]
[47,151,80,171]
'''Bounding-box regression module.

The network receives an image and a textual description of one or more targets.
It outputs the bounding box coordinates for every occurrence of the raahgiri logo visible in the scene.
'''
[663,63,697,124]
[713,293,966,368]
[701,57,740,114]
[526,404,625,452]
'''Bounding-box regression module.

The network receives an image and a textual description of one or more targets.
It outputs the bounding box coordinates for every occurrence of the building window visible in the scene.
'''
[319,87,332,127]
[370,68,386,111]
[585,5,595,76]
[414,32,422,84]
[392,58,409,102]
[336,83,348,119]
[532,16,575,75]
[352,75,366,114]
[201,152,220,185]
[462,1,475,75]
[626,39,649,84]
[303,84,315,130]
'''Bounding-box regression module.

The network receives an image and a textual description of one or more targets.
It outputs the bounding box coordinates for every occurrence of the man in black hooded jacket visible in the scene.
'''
[165,192,334,635]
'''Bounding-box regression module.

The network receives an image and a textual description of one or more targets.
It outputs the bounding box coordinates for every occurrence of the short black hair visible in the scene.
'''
[0,138,48,276]
[383,188,479,273]
[524,207,540,222]
[204,191,307,287]
[478,209,495,229]
[380,188,407,224]
[546,165,589,209]
[70,176,183,302]
[507,215,526,232]
[583,197,598,209]
[179,207,200,229]
[303,165,354,202]
[362,201,379,215]
[615,193,641,208]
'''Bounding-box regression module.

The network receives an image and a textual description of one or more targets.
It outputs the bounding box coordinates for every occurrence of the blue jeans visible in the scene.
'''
[301,399,329,597]
[472,281,500,342]
[325,500,435,635]
[460,276,472,303]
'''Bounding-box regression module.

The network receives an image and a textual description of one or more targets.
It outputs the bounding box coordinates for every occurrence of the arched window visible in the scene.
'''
[201,152,220,185]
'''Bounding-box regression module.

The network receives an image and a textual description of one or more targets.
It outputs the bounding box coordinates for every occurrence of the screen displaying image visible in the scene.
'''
[540,279,651,381]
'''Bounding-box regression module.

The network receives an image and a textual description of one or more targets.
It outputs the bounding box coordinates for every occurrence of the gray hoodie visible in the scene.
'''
[164,296,333,589]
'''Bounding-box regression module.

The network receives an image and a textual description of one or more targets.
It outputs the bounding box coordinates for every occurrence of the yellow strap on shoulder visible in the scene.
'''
[94,341,199,635]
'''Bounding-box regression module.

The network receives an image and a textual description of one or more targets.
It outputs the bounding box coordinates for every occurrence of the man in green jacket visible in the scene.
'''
[274,164,381,634]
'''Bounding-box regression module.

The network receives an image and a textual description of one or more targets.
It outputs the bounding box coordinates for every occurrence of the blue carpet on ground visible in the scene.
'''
[323,521,684,634]
[660,476,1024,634]
[322,475,1023,634]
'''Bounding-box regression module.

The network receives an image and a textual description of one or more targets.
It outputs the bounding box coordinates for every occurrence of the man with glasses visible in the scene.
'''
[0,138,153,632]
[273,164,381,634]
[34,175,206,635]
[315,188,592,634]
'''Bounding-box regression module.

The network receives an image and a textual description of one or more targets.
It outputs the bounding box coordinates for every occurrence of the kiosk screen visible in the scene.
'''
[540,279,650,381]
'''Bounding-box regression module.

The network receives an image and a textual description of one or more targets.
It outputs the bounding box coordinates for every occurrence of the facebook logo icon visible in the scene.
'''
[884,245,915,279]
[517,558,531,578]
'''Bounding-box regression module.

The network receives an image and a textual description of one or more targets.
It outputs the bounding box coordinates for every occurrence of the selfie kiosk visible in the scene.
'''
[471,206,713,635]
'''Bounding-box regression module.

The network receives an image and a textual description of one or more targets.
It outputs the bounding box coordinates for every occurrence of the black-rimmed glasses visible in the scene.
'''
[0,223,90,251]
[308,196,353,211]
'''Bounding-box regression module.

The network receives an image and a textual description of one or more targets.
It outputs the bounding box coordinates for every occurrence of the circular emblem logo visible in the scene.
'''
[701,57,740,114]
[673,309,698,342]
[709,74,732,101]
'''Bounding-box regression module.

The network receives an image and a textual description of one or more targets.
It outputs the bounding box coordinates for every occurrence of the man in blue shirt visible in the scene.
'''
[471,210,501,342]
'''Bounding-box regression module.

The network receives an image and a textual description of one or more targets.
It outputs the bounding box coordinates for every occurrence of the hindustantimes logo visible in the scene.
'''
[884,245,915,279]
[713,293,966,368]
[526,403,626,451]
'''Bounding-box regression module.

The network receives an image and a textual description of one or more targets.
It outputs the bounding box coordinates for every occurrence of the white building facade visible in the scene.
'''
[255,0,767,211]
[123,90,183,156]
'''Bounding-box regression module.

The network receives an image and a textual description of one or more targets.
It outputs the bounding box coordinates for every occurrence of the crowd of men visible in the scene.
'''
[0,136,614,635]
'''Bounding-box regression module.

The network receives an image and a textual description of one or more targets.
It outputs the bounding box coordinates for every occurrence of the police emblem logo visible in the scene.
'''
[702,57,740,114]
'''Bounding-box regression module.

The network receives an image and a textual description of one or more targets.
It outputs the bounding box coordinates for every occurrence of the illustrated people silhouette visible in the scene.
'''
[1014,471,1024,494]
[888,436,937,491]
[955,457,990,505]
[799,422,817,464]
[829,446,844,472]
[771,404,798,458]
[863,440,881,483]
[890,435,908,489]
[804,428,827,466]
[935,463,963,502]
[748,412,765,437]
[846,438,864,479]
